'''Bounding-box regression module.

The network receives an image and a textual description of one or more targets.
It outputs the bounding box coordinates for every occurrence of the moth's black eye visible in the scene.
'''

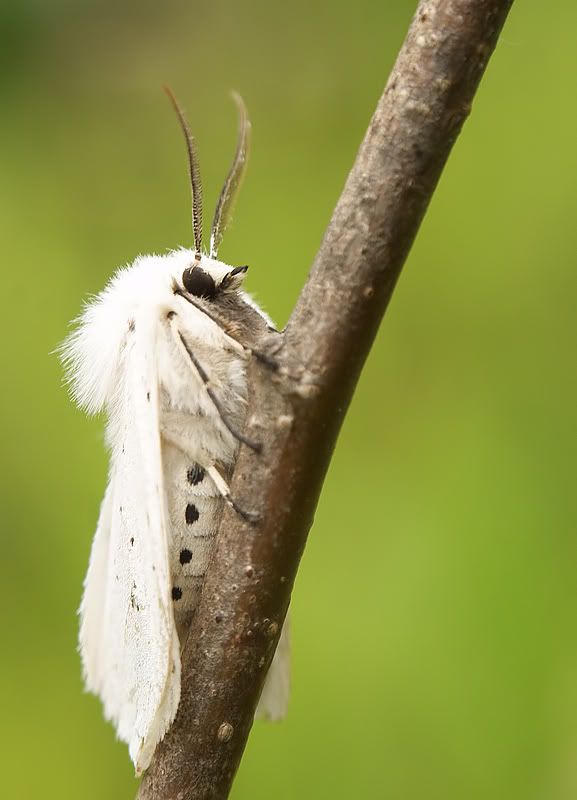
[182,267,217,300]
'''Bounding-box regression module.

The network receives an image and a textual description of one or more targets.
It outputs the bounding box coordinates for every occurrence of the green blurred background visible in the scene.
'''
[1,1,576,797]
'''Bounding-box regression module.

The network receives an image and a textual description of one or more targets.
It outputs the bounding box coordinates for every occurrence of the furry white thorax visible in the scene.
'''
[64,248,248,414]
[61,247,287,774]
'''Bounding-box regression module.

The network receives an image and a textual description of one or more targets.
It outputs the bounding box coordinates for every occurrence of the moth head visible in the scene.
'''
[181,258,248,301]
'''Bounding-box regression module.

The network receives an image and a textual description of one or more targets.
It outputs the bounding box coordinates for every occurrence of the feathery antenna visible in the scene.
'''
[164,85,203,258]
[209,92,251,258]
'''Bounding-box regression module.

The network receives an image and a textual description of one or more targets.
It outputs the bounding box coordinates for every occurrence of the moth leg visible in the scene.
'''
[247,347,279,371]
[207,465,260,525]
[168,318,262,453]
[173,287,279,370]
[220,330,280,372]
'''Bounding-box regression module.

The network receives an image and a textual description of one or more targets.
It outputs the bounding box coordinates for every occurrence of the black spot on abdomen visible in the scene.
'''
[185,503,199,524]
[172,586,182,601]
[187,464,205,486]
[180,548,193,564]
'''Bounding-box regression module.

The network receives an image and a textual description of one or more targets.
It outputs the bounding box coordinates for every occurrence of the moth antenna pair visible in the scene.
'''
[163,86,251,259]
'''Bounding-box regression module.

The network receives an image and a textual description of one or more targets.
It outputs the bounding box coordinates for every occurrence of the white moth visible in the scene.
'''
[61,89,289,774]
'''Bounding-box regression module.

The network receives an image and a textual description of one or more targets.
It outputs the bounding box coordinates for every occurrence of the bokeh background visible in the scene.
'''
[1,1,576,798]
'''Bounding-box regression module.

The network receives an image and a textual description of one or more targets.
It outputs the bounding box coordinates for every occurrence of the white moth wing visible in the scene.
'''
[256,616,290,721]
[79,311,180,775]
[79,475,114,685]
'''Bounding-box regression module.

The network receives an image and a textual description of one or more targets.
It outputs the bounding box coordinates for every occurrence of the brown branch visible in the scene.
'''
[137,1,514,797]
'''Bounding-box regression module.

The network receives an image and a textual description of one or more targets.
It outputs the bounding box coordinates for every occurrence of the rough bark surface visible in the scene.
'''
[137,1,514,797]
